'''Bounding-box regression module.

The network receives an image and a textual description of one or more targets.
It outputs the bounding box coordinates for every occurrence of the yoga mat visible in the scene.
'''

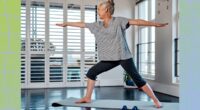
[52,97,179,110]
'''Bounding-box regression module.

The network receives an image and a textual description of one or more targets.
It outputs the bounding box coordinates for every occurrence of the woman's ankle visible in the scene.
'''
[84,96,91,99]
[153,98,160,103]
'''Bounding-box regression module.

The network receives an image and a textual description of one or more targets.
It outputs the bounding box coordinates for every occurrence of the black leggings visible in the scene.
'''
[86,58,146,88]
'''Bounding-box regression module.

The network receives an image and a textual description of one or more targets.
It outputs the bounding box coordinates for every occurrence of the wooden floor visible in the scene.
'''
[21,86,179,110]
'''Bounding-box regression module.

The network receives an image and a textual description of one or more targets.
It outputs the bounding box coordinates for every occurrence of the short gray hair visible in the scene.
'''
[99,0,115,15]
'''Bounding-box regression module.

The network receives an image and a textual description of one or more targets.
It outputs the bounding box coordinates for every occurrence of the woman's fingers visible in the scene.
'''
[56,23,65,27]
[156,23,168,27]
[162,23,168,26]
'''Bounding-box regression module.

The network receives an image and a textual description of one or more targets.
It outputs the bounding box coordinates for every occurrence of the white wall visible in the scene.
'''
[146,0,179,97]
[98,0,136,86]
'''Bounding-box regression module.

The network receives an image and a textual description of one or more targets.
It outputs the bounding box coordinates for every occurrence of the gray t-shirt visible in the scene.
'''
[85,17,132,61]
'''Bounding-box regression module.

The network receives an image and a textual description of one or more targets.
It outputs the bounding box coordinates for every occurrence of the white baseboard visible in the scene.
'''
[147,80,179,97]
[99,79,124,86]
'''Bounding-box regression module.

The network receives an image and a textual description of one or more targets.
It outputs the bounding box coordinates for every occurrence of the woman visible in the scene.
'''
[56,0,168,108]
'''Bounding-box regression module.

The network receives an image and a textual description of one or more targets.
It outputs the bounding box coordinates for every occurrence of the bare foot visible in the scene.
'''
[154,100,162,108]
[75,97,91,103]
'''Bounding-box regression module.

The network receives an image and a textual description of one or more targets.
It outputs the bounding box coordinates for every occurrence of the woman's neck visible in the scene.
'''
[103,15,112,28]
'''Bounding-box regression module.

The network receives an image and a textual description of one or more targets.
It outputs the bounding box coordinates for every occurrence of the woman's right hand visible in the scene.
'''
[56,22,86,28]
[56,23,66,27]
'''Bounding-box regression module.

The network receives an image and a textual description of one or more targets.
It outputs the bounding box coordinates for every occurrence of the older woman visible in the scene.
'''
[56,0,167,108]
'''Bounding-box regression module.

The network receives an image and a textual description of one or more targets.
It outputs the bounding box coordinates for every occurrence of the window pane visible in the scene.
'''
[151,0,156,20]
[21,4,26,51]
[140,28,148,43]
[30,1,45,52]
[49,3,63,52]
[150,52,155,62]
[139,0,148,20]
[149,64,155,75]
[139,44,148,53]
[49,54,63,82]
[150,27,155,42]
[139,63,148,75]
[21,53,26,83]
[85,5,96,52]
[67,4,81,52]
[149,43,155,53]
[67,54,81,82]
[31,54,45,83]
[139,53,148,63]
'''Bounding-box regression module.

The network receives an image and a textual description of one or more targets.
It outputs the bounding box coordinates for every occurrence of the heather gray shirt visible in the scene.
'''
[85,17,132,61]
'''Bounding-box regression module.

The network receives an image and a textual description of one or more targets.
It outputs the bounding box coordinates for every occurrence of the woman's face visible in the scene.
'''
[97,4,108,19]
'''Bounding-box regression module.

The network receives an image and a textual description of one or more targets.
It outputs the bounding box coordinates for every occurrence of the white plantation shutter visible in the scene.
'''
[85,5,96,52]
[67,54,81,82]
[67,27,81,52]
[21,4,26,83]
[66,5,98,82]
[84,5,98,77]
[49,3,64,82]
[30,2,45,83]
[67,5,81,52]
[66,4,82,82]
[49,54,63,82]
[49,3,63,52]
[30,2,45,52]
[21,5,26,51]
[21,53,26,83]
[20,0,98,88]
[31,54,45,83]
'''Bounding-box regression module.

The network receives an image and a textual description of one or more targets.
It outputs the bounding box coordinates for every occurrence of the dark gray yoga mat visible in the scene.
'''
[52,97,179,110]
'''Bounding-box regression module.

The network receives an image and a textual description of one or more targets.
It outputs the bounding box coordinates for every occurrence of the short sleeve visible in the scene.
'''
[85,22,99,34]
[119,17,130,29]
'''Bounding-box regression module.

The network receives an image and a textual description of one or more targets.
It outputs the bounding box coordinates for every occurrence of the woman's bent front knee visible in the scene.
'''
[86,69,97,80]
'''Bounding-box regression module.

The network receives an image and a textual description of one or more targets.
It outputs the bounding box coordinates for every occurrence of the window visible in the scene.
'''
[20,0,97,88]
[174,38,179,78]
[49,3,64,52]
[84,5,97,52]
[21,3,26,83]
[30,54,45,83]
[136,0,156,79]
[174,0,180,83]
[67,4,82,82]
[30,2,46,52]
[49,3,64,82]
[30,1,46,83]
[67,4,81,52]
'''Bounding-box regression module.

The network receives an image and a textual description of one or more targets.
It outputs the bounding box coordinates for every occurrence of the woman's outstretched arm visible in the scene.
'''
[128,19,168,27]
[56,22,86,28]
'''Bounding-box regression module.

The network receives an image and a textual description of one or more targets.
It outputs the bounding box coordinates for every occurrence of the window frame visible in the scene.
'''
[173,0,180,83]
[135,0,156,80]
